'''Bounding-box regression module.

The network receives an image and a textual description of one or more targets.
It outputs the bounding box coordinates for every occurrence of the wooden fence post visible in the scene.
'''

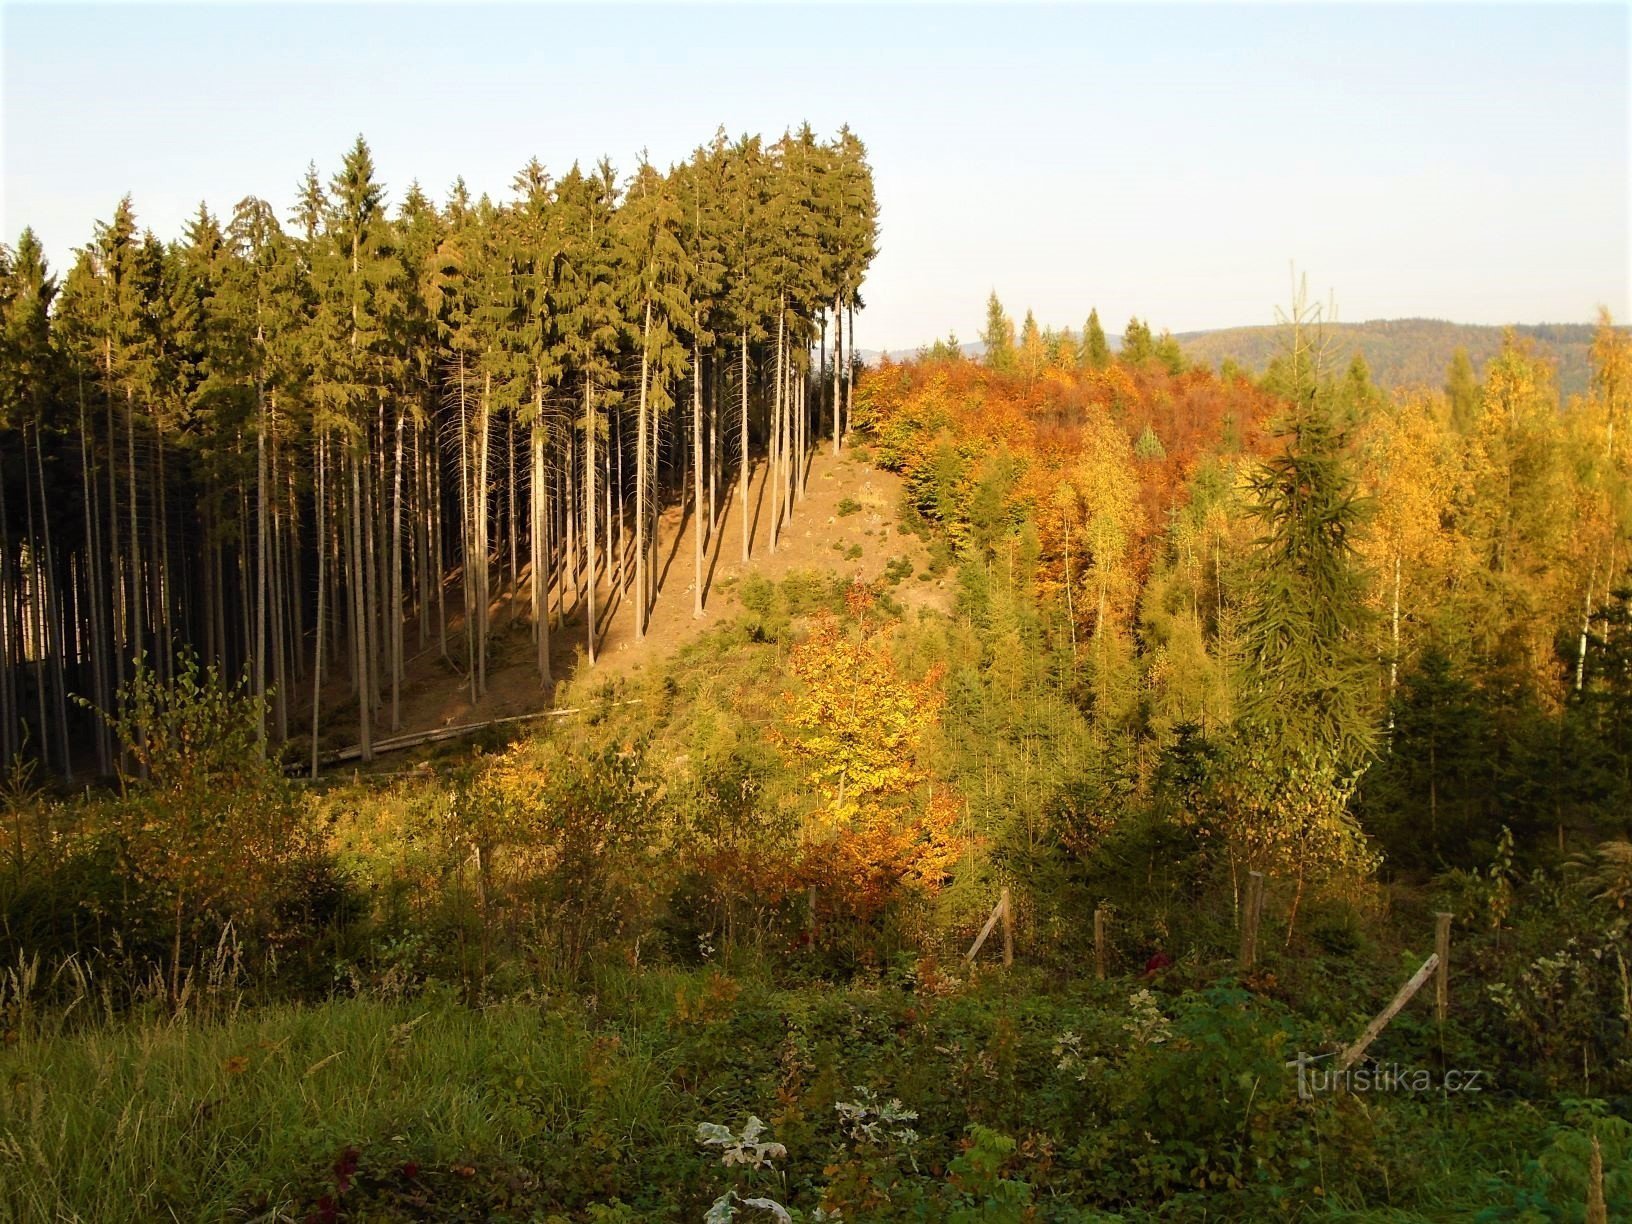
[1338,953,1440,1071]
[1238,871,1266,971]
[1434,912,1452,1022]
[1094,906,1108,981]
[1001,887,1013,967]
[966,890,1009,965]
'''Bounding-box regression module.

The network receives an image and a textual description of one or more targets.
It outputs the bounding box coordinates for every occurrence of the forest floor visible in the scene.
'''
[313,441,949,761]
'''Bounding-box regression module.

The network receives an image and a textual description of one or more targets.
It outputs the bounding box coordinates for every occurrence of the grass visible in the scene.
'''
[4,994,569,1218]
[0,963,1589,1222]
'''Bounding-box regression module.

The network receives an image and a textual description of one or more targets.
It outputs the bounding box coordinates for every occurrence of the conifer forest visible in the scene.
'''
[2,5,1630,1221]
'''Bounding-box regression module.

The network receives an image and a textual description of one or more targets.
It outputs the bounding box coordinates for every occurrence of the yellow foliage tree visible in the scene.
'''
[781,584,945,827]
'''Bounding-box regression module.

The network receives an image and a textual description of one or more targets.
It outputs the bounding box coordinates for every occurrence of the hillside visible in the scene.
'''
[1177,317,1605,397]
[312,446,947,766]
[868,318,1610,398]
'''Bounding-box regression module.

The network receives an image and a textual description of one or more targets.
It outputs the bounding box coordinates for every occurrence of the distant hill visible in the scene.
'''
[863,319,1609,399]
[1176,318,1603,399]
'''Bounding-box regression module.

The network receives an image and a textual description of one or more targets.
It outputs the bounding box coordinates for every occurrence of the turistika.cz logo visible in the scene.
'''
[1287,1051,1488,1099]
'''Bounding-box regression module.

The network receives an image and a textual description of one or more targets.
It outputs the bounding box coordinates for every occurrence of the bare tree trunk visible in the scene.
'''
[0,449,15,768]
[255,381,269,748]
[270,437,288,742]
[565,424,578,616]
[125,389,146,773]
[77,384,111,773]
[458,356,475,701]
[154,422,173,683]
[106,374,126,702]
[361,412,382,722]
[585,378,598,665]
[832,294,844,455]
[477,372,492,698]
[348,448,373,763]
[741,329,751,564]
[635,301,652,640]
[706,354,717,537]
[413,416,428,649]
[311,436,327,778]
[1576,555,1597,693]
[35,428,69,776]
[531,386,551,686]
[693,338,705,617]
[770,302,784,554]
[431,420,448,664]
[845,298,856,442]
[507,410,518,628]
[613,398,625,610]
[22,426,51,771]
[390,403,405,729]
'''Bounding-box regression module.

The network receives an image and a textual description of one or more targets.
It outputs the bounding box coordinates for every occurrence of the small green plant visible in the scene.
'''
[698,1116,792,1222]
[837,497,862,517]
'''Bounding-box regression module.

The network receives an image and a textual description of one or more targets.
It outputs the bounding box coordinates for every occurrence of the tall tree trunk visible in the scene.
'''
[0,448,14,769]
[741,329,751,564]
[709,352,720,536]
[458,356,475,700]
[693,339,705,617]
[77,382,111,774]
[22,426,51,771]
[635,301,652,639]
[845,298,856,442]
[255,381,269,748]
[361,413,382,721]
[390,402,406,730]
[154,422,173,683]
[310,437,326,780]
[1576,556,1596,693]
[270,436,289,742]
[585,378,598,665]
[106,371,125,703]
[531,385,551,686]
[832,294,844,455]
[476,373,491,698]
[613,397,626,612]
[431,419,448,664]
[348,447,373,763]
[125,389,146,774]
[770,302,784,554]
[507,410,518,627]
[413,416,428,649]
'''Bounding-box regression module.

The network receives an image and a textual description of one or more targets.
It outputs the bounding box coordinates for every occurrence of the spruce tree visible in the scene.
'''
[1081,308,1111,369]
[1120,317,1153,366]
[1444,346,1480,433]
[981,291,1014,371]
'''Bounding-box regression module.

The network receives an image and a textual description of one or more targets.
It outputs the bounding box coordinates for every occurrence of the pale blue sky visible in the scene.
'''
[3,2,1627,350]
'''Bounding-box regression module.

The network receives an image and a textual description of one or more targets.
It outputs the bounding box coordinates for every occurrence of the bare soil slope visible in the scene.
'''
[316,446,947,758]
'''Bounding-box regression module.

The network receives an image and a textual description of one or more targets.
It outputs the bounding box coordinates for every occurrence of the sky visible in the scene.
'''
[2,2,1628,353]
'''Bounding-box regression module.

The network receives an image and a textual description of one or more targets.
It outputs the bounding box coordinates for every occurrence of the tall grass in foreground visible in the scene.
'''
[0,970,676,1222]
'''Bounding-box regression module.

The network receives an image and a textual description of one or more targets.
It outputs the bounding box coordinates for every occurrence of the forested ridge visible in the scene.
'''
[1177,317,1613,399]
[0,124,877,777]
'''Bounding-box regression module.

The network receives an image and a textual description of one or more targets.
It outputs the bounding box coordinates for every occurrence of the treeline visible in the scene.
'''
[861,293,1632,870]
[1177,317,1612,399]
[0,124,877,776]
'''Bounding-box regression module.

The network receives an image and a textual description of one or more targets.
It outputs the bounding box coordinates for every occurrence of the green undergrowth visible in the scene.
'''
[3,963,1619,1222]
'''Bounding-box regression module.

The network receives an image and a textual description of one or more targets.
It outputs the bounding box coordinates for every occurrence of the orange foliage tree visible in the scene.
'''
[778,582,961,918]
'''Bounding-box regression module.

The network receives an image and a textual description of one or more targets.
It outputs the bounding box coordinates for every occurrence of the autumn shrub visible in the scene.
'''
[1445,862,1632,1098]
[8,654,339,1004]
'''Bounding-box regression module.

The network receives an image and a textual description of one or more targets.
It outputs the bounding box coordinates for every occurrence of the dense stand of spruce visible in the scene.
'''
[0,125,878,776]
